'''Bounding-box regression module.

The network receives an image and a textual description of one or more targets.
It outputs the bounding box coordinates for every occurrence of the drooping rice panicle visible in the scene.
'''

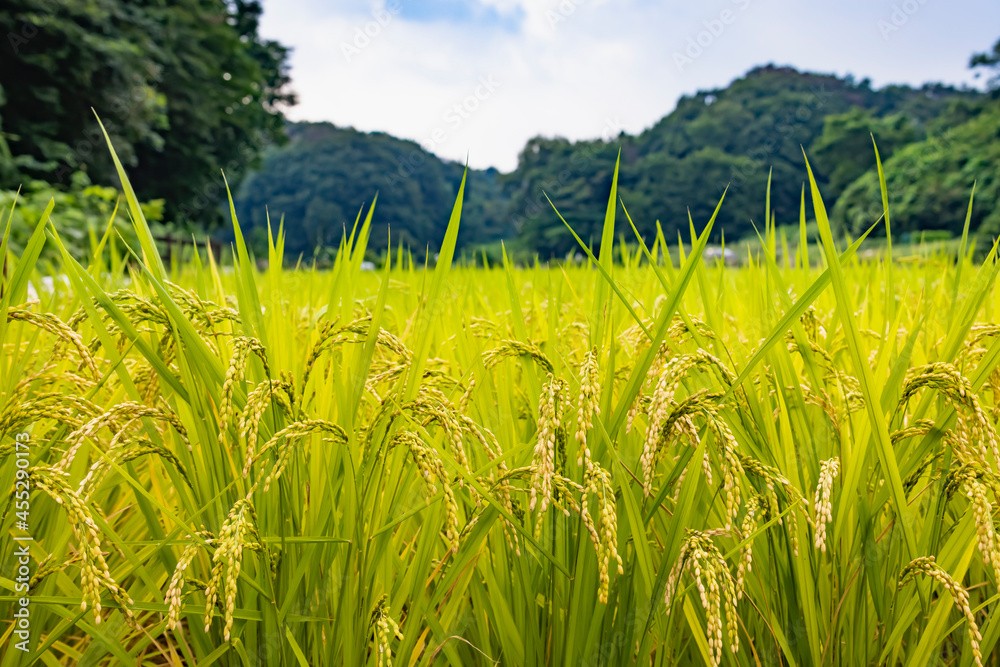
[575,347,601,467]
[253,420,349,491]
[664,529,739,665]
[482,339,554,374]
[59,401,190,471]
[29,466,134,626]
[813,457,839,553]
[203,498,261,641]
[369,594,403,667]
[218,337,270,443]
[166,530,215,631]
[899,556,984,667]
[7,308,100,378]
[529,373,567,521]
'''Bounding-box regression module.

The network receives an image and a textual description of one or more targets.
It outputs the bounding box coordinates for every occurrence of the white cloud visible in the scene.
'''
[260,0,1000,172]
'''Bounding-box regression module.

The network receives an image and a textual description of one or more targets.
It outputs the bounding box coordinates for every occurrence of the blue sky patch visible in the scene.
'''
[396,0,524,32]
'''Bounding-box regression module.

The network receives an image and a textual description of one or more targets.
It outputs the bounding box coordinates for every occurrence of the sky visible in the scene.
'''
[258,0,1000,172]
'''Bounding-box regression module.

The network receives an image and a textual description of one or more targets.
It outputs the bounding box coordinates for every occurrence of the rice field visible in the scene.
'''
[2,138,1000,666]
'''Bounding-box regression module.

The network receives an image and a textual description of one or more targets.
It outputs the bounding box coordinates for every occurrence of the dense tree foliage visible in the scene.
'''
[834,101,999,242]
[233,65,996,260]
[0,0,294,226]
[833,38,1000,244]
[808,108,919,201]
[971,36,1000,94]
[3,0,991,263]
[501,66,980,257]
[0,171,163,264]
[234,122,513,258]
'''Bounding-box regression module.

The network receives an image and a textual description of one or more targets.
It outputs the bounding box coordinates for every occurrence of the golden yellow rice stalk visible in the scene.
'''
[799,305,829,343]
[899,556,983,667]
[623,315,715,357]
[339,317,411,359]
[407,386,474,475]
[580,461,622,603]
[302,317,411,390]
[813,458,839,553]
[664,529,739,665]
[944,464,1000,585]
[634,350,737,465]
[77,421,191,499]
[0,391,101,442]
[740,455,808,555]
[59,401,189,471]
[459,374,475,413]
[890,418,936,445]
[240,377,295,477]
[666,315,717,347]
[252,420,349,491]
[29,466,133,626]
[165,281,241,335]
[66,288,142,330]
[706,410,743,531]
[735,495,762,600]
[28,553,66,589]
[575,347,601,467]
[529,374,568,518]
[7,308,100,378]
[482,339,554,374]
[204,498,261,641]
[897,363,1000,467]
[961,343,1000,421]
[369,594,403,667]
[218,337,270,444]
[391,431,460,552]
[640,388,737,517]
[639,356,712,478]
[166,530,215,631]
[364,361,410,401]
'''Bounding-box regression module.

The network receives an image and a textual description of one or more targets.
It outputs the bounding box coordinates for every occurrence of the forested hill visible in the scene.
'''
[234,122,512,258]
[234,64,996,259]
[504,65,985,256]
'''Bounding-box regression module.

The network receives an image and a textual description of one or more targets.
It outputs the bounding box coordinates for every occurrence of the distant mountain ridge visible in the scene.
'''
[235,65,990,259]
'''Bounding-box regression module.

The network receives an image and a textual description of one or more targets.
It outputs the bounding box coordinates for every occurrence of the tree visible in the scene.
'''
[0,0,294,226]
[129,0,296,227]
[0,0,166,186]
[971,36,1000,94]
[0,84,17,185]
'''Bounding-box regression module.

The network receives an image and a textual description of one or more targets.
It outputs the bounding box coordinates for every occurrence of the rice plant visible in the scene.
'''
[1,130,999,666]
